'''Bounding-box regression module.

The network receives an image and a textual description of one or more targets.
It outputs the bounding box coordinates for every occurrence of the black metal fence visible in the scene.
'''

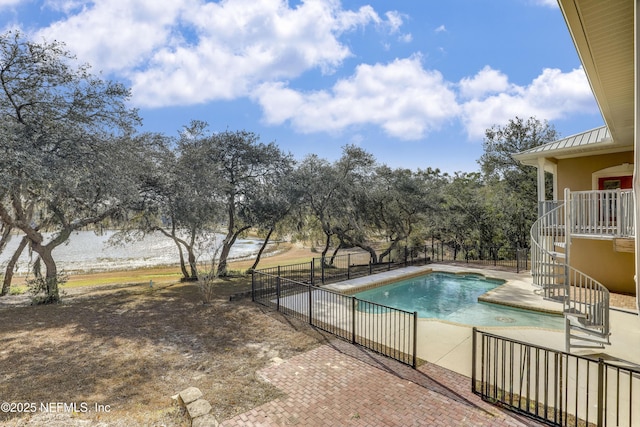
[252,271,418,367]
[256,244,528,289]
[257,245,433,287]
[428,243,530,272]
[472,328,640,427]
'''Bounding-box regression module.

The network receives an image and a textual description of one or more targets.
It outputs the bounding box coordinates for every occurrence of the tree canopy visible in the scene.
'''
[0,30,559,301]
[0,31,143,302]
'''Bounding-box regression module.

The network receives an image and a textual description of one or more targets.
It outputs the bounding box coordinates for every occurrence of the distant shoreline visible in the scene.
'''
[8,243,318,289]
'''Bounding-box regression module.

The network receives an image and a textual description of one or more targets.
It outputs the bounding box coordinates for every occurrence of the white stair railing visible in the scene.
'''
[530,202,566,301]
[531,191,611,351]
[569,189,634,237]
[564,266,610,333]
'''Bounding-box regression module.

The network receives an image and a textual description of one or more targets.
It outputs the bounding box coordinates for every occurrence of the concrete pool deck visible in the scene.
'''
[324,263,640,377]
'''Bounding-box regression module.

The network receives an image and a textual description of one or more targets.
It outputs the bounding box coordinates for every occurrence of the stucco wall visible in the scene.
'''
[570,238,635,294]
[556,152,634,194]
[554,151,636,295]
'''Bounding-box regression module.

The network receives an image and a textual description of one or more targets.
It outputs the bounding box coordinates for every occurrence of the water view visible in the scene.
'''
[0,230,266,273]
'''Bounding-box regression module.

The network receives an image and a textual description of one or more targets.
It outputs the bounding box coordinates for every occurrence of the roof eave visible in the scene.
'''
[514,138,631,166]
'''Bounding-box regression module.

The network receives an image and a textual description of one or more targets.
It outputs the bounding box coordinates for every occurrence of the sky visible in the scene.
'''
[1,0,604,173]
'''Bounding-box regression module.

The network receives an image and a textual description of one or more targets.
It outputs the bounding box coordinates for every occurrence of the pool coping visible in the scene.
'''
[330,266,436,295]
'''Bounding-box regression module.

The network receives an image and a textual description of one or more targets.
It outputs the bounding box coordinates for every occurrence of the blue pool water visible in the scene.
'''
[354,272,564,329]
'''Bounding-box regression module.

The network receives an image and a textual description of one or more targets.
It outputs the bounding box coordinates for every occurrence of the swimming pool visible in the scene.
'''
[353,272,564,329]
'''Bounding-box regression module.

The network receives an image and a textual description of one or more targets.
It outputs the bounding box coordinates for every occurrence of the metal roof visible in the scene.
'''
[516,126,611,157]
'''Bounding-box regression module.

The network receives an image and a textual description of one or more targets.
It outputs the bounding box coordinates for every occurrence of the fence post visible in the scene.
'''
[404,246,408,267]
[251,270,255,302]
[321,256,325,284]
[471,328,478,394]
[412,311,418,368]
[493,247,497,266]
[351,297,357,344]
[276,276,281,312]
[347,253,351,279]
[310,259,315,286]
[516,248,520,273]
[597,358,604,427]
[308,284,313,325]
[369,259,372,275]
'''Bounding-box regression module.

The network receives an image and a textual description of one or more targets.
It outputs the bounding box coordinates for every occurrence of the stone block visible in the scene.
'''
[178,386,203,407]
[186,398,212,419]
[191,413,219,427]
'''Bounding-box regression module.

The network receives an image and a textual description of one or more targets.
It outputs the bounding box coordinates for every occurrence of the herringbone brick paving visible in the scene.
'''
[220,339,544,427]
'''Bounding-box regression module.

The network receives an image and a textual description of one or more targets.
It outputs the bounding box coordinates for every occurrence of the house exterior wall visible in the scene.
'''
[556,151,634,193]
[570,238,635,294]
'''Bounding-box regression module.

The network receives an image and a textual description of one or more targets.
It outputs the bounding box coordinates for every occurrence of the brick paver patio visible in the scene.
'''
[220,339,544,427]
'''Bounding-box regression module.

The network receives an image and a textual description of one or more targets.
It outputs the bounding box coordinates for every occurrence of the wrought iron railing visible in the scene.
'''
[472,329,640,427]
[255,244,528,289]
[252,271,418,367]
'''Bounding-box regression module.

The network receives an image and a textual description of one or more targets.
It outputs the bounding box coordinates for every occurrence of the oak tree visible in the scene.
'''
[0,31,142,303]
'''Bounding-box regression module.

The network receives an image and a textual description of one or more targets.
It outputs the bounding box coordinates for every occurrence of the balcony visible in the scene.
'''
[539,189,635,240]
[568,189,634,239]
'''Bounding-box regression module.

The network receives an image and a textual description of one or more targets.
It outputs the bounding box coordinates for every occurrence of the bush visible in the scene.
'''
[9,286,27,296]
[197,274,217,304]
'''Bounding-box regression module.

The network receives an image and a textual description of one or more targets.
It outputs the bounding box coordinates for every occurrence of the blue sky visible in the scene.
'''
[2,0,603,173]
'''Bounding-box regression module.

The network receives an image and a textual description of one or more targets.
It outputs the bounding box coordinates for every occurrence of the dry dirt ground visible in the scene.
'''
[0,245,328,426]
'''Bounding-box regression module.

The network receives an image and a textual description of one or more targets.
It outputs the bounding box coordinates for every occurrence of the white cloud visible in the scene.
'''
[254,55,459,140]
[43,0,87,13]
[458,66,511,99]
[32,0,402,107]
[36,0,187,72]
[385,10,403,33]
[531,0,558,8]
[255,62,594,142]
[24,0,592,141]
[460,67,596,139]
[337,4,381,31]
[0,0,23,7]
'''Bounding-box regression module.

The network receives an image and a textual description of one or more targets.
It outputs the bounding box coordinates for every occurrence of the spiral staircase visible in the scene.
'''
[531,190,615,351]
